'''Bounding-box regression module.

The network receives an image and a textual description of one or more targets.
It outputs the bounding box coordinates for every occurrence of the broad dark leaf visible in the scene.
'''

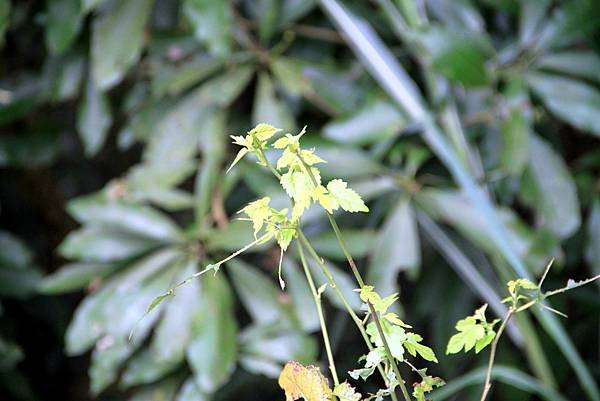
[45,0,81,55]
[186,273,237,392]
[91,0,153,89]
[368,197,420,296]
[527,72,600,137]
[77,74,112,156]
[183,0,232,56]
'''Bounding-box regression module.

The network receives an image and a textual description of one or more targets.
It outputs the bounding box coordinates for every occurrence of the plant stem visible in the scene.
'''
[295,151,412,401]
[298,241,340,388]
[481,309,513,401]
[255,143,403,401]
[297,230,400,401]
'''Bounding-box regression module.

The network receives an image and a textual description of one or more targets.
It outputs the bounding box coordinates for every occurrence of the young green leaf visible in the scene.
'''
[412,372,445,401]
[446,304,499,354]
[404,332,438,362]
[249,123,282,141]
[326,179,369,213]
[240,197,272,235]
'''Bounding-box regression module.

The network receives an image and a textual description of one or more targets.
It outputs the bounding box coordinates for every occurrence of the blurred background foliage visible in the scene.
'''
[0,0,599,400]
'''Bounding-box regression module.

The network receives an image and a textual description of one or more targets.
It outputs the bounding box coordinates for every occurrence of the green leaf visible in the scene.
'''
[252,73,297,132]
[196,65,254,107]
[127,161,196,192]
[186,273,237,392]
[323,100,405,145]
[0,265,43,299]
[279,0,316,25]
[446,305,498,354]
[68,194,183,242]
[88,263,178,394]
[309,145,383,179]
[227,259,295,326]
[82,0,109,13]
[271,57,312,96]
[206,220,269,253]
[59,226,160,262]
[0,231,33,269]
[176,378,209,401]
[126,376,181,401]
[404,332,438,362]
[368,197,419,297]
[0,0,9,48]
[183,0,232,56]
[585,199,600,274]
[309,229,375,261]
[77,75,112,157]
[518,0,550,45]
[527,72,600,137]
[326,179,368,213]
[536,51,600,85]
[320,2,598,397]
[39,262,117,294]
[419,25,491,87]
[523,134,580,238]
[120,349,181,388]
[151,54,225,98]
[65,249,179,355]
[150,260,201,362]
[281,170,320,203]
[48,52,85,101]
[131,188,194,211]
[302,66,363,115]
[45,0,81,55]
[430,365,569,401]
[240,323,317,378]
[417,189,537,261]
[282,257,320,332]
[414,373,445,401]
[143,97,209,166]
[91,0,153,89]
[0,337,23,370]
[241,196,272,235]
[333,382,361,401]
[0,130,61,168]
[499,108,529,175]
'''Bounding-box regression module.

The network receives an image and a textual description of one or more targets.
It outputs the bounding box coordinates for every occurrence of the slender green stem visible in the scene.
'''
[295,151,412,401]
[298,230,399,401]
[481,309,513,401]
[298,241,340,388]
[255,142,402,401]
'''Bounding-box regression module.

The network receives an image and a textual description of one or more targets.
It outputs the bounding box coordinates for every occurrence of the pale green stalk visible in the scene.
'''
[480,309,513,401]
[252,141,404,401]
[298,230,405,401]
[295,150,413,401]
[297,241,340,389]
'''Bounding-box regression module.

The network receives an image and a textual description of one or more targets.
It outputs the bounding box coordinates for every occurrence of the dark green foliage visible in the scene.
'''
[1,0,599,400]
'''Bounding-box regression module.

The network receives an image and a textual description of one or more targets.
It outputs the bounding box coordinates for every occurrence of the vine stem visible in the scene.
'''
[480,309,513,401]
[297,241,340,390]
[295,151,412,401]
[253,142,402,401]
[298,231,400,401]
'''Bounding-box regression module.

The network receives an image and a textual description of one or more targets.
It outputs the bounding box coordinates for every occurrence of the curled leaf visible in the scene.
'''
[279,361,332,401]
